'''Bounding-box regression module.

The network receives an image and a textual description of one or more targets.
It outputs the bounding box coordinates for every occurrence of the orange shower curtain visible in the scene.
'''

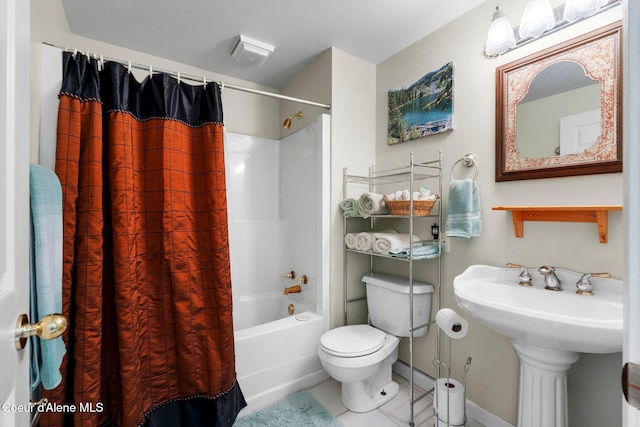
[41,52,245,427]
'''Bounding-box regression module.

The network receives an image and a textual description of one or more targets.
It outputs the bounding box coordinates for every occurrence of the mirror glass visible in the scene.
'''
[495,22,622,181]
[516,61,601,158]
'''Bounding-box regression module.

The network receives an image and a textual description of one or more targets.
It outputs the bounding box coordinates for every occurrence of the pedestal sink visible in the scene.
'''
[453,264,622,427]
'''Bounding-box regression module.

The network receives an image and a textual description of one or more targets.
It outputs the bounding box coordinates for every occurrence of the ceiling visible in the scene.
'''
[61,0,485,89]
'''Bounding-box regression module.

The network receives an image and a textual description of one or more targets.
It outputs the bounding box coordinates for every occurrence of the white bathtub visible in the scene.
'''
[234,293,328,414]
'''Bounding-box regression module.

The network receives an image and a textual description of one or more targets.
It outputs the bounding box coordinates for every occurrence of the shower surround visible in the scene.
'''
[225,115,331,414]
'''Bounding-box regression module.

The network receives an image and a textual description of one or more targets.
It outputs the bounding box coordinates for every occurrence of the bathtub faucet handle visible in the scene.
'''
[298,275,308,285]
[283,271,296,279]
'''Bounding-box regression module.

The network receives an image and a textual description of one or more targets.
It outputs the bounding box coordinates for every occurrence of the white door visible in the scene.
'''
[0,0,31,426]
[559,109,601,155]
[624,0,640,426]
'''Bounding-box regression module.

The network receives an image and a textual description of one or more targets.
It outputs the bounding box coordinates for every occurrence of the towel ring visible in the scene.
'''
[450,153,479,181]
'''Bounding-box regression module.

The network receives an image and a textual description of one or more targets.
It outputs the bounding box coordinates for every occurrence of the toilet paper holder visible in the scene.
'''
[432,356,472,427]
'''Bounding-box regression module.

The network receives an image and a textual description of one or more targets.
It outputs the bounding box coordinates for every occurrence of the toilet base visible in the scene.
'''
[341,380,399,413]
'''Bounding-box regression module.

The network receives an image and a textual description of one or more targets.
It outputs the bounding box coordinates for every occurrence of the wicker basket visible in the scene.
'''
[383,195,439,216]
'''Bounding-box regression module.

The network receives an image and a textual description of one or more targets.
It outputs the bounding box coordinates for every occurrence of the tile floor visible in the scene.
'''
[306,374,485,427]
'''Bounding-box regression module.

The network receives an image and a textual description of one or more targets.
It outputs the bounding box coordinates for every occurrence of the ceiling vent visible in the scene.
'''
[231,35,274,66]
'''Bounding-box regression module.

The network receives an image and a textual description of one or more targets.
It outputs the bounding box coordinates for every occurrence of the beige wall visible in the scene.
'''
[327,48,377,328]
[375,2,623,425]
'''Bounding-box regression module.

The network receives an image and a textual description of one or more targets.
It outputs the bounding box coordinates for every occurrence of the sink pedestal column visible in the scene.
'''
[511,339,580,427]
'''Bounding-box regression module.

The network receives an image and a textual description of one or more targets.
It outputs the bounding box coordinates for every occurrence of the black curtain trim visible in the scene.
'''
[60,51,223,126]
[125,379,247,427]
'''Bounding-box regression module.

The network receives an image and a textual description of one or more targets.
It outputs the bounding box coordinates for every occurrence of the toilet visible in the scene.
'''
[318,272,434,412]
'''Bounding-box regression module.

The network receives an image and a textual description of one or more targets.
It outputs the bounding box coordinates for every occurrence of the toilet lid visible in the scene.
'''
[320,325,386,357]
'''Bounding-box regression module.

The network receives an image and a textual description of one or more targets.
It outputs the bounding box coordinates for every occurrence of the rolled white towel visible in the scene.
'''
[401,189,411,201]
[340,198,360,217]
[394,190,403,200]
[372,232,423,253]
[420,187,431,199]
[356,232,374,251]
[344,233,358,249]
[386,193,396,201]
[357,192,390,218]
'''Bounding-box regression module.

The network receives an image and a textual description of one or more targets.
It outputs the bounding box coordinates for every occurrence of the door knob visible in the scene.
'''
[15,313,67,351]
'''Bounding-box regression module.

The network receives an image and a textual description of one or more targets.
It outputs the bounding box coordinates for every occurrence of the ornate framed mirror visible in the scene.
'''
[495,21,622,181]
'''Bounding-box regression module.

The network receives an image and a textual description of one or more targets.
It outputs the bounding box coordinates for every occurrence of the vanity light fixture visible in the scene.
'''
[563,0,608,22]
[518,0,555,39]
[484,7,517,57]
[483,0,621,58]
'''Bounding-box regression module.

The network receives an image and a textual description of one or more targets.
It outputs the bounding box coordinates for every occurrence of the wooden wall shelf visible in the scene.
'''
[492,205,623,243]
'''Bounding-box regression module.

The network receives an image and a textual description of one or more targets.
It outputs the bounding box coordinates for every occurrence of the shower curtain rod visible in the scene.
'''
[43,42,332,110]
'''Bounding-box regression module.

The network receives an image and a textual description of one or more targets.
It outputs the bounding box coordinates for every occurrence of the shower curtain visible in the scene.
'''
[41,52,246,427]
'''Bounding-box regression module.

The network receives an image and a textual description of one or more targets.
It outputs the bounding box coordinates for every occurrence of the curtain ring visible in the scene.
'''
[203,77,207,88]
[176,72,181,85]
[149,65,153,79]
[127,61,132,74]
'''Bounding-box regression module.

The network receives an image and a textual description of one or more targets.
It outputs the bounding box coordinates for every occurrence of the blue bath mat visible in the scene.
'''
[233,390,344,427]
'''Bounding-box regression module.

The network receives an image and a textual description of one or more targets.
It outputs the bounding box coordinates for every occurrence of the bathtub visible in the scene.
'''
[234,293,328,414]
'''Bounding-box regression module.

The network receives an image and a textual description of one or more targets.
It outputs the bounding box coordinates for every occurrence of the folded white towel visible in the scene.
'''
[356,232,374,251]
[345,233,358,249]
[372,232,422,253]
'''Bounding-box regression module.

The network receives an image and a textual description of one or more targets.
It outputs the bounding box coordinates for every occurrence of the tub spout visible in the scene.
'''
[284,285,302,295]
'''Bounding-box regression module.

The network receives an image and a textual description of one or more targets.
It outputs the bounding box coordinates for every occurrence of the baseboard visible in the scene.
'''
[392,361,515,427]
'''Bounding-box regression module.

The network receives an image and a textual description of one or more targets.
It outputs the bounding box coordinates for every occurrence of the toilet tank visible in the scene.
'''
[363,272,434,338]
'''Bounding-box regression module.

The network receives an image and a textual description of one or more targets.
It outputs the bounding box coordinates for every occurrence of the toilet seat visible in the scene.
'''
[320,325,385,357]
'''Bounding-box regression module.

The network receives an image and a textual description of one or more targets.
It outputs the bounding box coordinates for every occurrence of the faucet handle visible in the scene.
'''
[576,272,610,296]
[506,263,532,286]
[283,271,296,279]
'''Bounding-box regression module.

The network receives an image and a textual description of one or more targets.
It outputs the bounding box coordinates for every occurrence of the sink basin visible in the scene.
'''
[453,264,622,353]
[454,264,623,427]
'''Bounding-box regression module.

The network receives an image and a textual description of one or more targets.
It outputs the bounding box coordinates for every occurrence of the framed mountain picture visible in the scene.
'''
[387,62,454,144]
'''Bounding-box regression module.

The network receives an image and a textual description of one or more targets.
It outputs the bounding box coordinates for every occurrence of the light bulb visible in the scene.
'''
[485,6,517,57]
[518,0,556,39]
[563,0,607,22]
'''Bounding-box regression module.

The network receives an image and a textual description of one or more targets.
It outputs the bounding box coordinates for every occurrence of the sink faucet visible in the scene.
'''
[539,266,562,291]
[507,263,532,286]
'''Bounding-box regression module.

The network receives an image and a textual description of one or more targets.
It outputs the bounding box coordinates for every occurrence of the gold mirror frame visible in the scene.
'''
[495,21,622,181]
